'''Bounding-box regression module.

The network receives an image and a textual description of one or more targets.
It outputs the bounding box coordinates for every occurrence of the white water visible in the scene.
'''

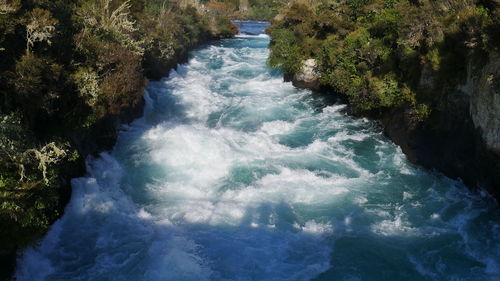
[16,21,499,281]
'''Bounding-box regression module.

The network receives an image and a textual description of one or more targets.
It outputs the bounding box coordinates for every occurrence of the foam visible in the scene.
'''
[229,167,349,206]
[392,148,414,175]
[327,131,370,143]
[143,124,234,185]
[260,120,295,135]
[301,221,334,234]
[371,213,420,237]
[235,34,270,38]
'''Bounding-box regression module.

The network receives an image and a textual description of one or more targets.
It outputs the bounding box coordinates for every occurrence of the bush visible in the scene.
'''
[12,54,63,127]
[268,28,303,75]
[0,113,71,256]
[98,43,145,116]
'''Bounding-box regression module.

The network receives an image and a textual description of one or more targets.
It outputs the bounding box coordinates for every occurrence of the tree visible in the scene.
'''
[0,0,19,15]
[24,8,58,54]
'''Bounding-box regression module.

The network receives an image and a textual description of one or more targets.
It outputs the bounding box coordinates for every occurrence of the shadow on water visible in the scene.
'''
[25,162,335,280]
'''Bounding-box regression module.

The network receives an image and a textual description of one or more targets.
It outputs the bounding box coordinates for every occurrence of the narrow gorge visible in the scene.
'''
[14,21,500,281]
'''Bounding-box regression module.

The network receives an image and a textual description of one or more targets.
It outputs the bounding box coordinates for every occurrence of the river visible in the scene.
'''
[15,21,499,281]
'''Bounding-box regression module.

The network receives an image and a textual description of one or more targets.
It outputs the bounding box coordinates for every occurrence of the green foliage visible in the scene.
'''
[0,113,71,256]
[214,15,238,37]
[12,53,63,125]
[200,0,278,20]
[203,1,239,37]
[72,67,100,107]
[237,0,287,20]
[269,0,500,115]
[0,0,21,54]
[267,3,319,75]
[268,28,302,75]
[407,103,431,125]
[75,0,144,55]
[97,42,144,116]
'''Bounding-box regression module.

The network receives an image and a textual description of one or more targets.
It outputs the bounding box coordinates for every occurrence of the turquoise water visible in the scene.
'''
[16,21,499,281]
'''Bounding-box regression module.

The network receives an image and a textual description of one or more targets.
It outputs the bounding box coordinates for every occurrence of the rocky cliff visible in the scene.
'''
[470,53,500,154]
[292,52,500,198]
[269,0,500,200]
[382,54,500,199]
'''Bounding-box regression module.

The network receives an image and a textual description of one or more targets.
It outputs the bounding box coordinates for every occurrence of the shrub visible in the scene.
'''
[72,67,100,107]
[268,28,303,75]
[12,54,63,127]
[75,0,144,55]
[94,42,145,116]
[0,113,70,254]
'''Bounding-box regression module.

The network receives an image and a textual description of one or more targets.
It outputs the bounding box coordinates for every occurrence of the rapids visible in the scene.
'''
[15,21,499,281]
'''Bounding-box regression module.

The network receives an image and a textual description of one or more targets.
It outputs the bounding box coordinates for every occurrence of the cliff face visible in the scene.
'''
[291,52,500,198]
[470,53,500,154]
[379,53,500,199]
[293,51,500,198]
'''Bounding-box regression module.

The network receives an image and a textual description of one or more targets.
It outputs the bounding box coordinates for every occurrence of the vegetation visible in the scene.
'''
[0,0,237,277]
[242,0,287,20]
[268,0,499,121]
[203,0,287,20]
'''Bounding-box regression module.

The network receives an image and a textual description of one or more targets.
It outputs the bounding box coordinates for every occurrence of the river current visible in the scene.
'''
[16,21,499,281]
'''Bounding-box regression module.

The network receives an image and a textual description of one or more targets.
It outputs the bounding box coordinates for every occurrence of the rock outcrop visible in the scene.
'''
[292,59,321,90]
[380,52,500,199]
[470,53,500,154]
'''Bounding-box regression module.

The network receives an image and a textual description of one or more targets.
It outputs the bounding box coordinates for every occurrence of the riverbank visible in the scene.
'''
[269,0,500,200]
[0,1,238,279]
[285,77,500,201]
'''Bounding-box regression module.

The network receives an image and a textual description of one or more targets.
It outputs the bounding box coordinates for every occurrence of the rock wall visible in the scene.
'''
[470,53,500,154]
[382,52,500,199]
